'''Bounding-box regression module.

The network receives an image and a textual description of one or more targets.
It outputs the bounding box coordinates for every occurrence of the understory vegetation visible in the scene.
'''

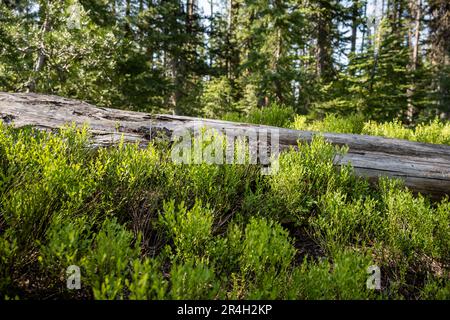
[0,111,449,300]
[1,0,449,301]
[225,105,450,146]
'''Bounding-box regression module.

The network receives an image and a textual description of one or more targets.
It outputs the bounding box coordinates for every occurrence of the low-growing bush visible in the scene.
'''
[239,217,296,299]
[169,260,222,299]
[210,226,241,272]
[223,104,295,128]
[0,230,17,297]
[311,191,382,253]
[0,122,449,300]
[39,215,93,282]
[362,119,413,140]
[266,135,348,223]
[363,118,450,145]
[83,218,140,299]
[126,258,168,300]
[413,119,450,145]
[378,178,450,262]
[292,114,366,134]
[161,130,262,221]
[289,249,380,300]
[240,217,296,277]
[420,276,450,300]
[159,200,214,262]
[290,113,450,145]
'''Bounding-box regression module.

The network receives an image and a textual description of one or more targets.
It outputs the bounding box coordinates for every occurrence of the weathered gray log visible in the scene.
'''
[1,92,449,198]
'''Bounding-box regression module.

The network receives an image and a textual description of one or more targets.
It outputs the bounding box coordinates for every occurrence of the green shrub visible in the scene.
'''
[165,134,261,219]
[2,185,56,251]
[0,125,98,251]
[0,121,448,300]
[240,217,295,276]
[126,258,168,300]
[362,118,450,145]
[413,119,450,145]
[223,104,295,128]
[96,141,160,192]
[311,191,382,253]
[420,277,450,300]
[292,114,366,134]
[159,200,214,262]
[83,218,139,300]
[267,135,347,223]
[0,230,17,297]
[434,199,450,261]
[39,215,93,277]
[292,115,449,146]
[290,249,379,300]
[210,222,244,276]
[239,217,296,299]
[94,141,162,220]
[379,178,450,261]
[362,120,413,140]
[169,260,222,299]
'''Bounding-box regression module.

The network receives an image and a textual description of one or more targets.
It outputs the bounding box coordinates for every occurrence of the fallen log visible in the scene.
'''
[1,92,449,199]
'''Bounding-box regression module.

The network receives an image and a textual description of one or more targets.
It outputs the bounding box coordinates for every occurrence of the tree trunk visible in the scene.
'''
[209,0,214,67]
[125,0,131,34]
[428,0,450,66]
[428,0,450,118]
[26,1,51,93]
[350,0,359,55]
[316,1,334,81]
[361,0,368,52]
[406,0,422,122]
[186,0,194,35]
[368,22,382,93]
[227,0,240,81]
[1,92,449,199]
[170,1,192,115]
[274,25,284,104]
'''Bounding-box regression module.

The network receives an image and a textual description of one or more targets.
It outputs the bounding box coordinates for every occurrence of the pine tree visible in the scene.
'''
[427,0,450,118]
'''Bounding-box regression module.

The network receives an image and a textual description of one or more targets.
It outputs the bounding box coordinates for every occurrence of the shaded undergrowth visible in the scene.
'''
[0,121,449,300]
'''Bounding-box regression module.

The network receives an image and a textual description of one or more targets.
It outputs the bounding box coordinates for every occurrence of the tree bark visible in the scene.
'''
[227,0,240,81]
[1,92,449,199]
[361,0,368,52]
[125,0,132,34]
[428,0,450,119]
[316,0,334,81]
[26,1,51,93]
[350,1,358,54]
[406,0,422,122]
